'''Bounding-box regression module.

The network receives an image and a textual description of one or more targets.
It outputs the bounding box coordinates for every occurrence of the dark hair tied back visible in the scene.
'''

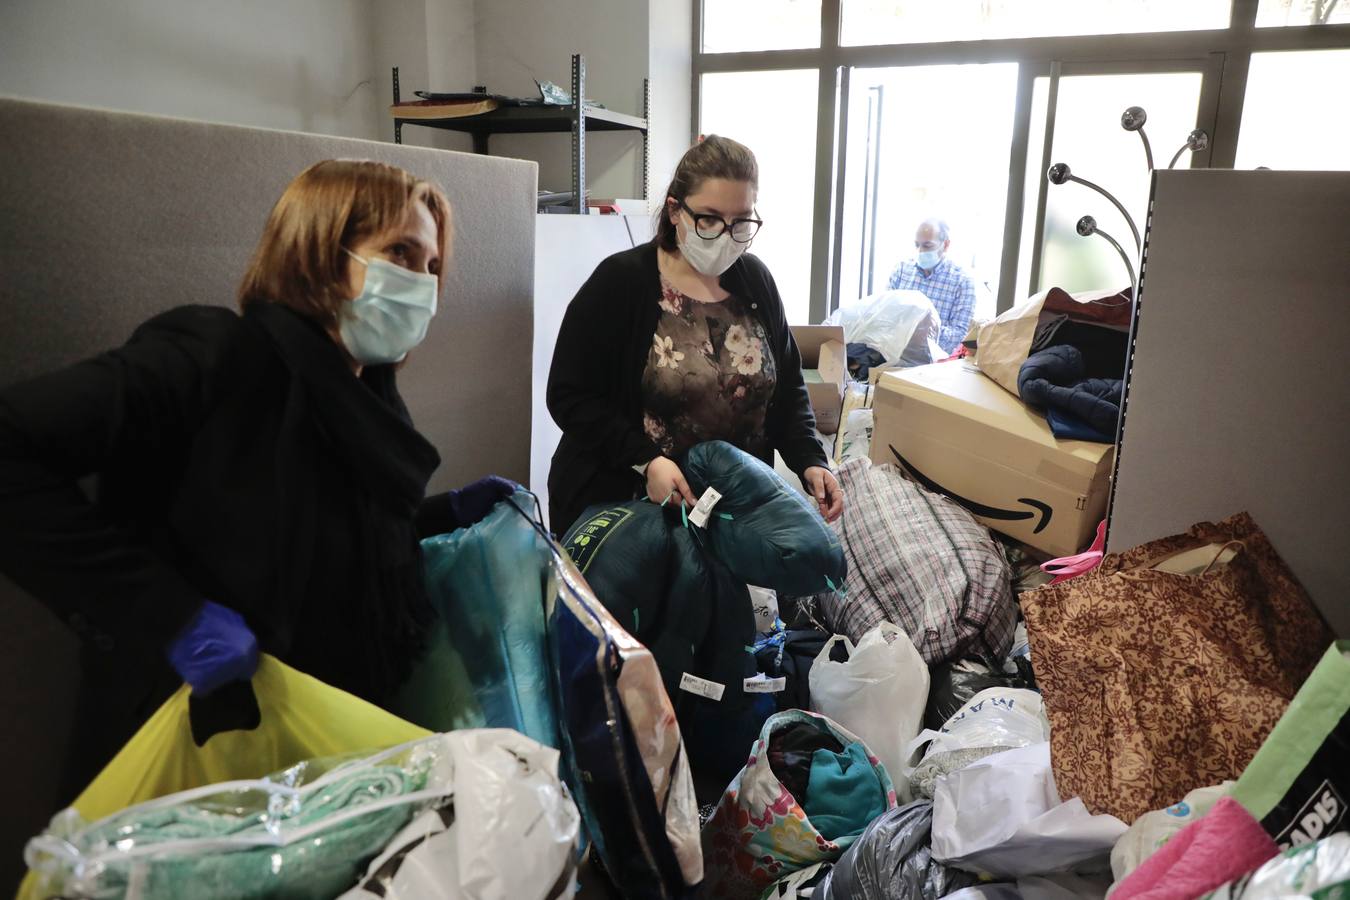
[654,135,758,252]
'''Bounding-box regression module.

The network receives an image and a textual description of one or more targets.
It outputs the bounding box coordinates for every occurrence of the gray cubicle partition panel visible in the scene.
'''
[1109,169,1350,636]
[0,95,538,492]
[0,96,536,886]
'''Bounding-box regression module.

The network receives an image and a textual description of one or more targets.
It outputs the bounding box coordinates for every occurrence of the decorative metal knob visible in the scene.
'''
[1076,215,1097,237]
[1186,129,1209,151]
[1048,162,1072,185]
[1121,106,1148,131]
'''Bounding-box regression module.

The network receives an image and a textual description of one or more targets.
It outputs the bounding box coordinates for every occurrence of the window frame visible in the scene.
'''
[692,0,1350,320]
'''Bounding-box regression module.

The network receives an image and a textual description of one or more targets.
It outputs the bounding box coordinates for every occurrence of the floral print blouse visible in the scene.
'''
[642,272,778,461]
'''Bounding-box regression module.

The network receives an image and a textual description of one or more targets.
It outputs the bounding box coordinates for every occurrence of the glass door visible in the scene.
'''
[836,62,1020,320]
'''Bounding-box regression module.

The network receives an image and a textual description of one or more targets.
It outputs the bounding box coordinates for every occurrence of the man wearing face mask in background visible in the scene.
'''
[886,217,978,355]
[546,135,842,538]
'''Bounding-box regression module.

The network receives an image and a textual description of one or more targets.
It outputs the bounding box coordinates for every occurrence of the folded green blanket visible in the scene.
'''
[73,765,426,900]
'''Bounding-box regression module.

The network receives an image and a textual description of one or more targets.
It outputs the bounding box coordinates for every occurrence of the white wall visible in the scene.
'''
[474,0,649,200]
[373,0,477,153]
[0,0,383,141]
[0,0,692,204]
[532,214,655,529]
[648,0,694,206]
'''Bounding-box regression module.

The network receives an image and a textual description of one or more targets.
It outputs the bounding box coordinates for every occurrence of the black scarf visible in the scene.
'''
[245,303,440,701]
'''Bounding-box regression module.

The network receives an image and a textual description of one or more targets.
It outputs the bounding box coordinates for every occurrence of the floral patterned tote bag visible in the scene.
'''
[1021,512,1332,824]
[701,710,897,900]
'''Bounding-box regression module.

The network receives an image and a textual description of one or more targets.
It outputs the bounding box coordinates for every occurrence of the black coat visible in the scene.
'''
[546,242,828,534]
[0,303,450,796]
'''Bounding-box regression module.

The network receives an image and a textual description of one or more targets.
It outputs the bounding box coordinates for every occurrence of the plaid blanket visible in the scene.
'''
[818,458,1016,665]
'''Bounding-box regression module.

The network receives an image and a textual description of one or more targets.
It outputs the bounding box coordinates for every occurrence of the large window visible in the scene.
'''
[1256,0,1350,26]
[1236,49,1350,169]
[1036,71,1204,295]
[700,69,820,324]
[696,0,1350,321]
[841,0,1232,46]
[702,0,822,52]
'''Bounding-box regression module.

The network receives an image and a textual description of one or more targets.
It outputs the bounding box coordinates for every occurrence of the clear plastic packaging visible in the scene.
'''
[1204,833,1349,900]
[908,687,1050,799]
[824,289,945,367]
[26,736,454,900]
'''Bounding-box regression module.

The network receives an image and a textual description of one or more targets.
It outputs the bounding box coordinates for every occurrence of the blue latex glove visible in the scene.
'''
[446,475,518,529]
[166,601,260,696]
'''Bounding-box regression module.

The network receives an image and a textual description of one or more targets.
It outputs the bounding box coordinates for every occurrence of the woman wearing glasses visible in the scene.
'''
[546,135,843,535]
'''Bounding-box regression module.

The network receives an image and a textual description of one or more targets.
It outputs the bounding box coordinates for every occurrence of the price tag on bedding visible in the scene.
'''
[679,672,725,702]
[687,487,723,529]
[743,674,787,694]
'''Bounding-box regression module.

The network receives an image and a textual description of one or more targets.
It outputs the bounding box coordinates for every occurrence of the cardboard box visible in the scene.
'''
[870,361,1114,558]
[791,325,847,435]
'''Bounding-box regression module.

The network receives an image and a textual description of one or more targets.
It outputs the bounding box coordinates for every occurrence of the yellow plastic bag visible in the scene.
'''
[19,655,429,899]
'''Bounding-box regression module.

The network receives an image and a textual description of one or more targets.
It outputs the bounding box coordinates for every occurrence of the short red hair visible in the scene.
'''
[237,159,452,327]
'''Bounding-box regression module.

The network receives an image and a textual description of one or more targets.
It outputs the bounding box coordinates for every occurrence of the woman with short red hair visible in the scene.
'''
[0,159,511,796]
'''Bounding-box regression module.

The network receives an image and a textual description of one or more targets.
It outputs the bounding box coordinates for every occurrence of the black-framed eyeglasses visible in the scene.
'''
[678,199,763,243]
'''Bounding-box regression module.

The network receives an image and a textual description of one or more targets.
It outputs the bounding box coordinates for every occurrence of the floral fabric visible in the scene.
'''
[642,274,777,461]
[701,710,897,900]
[1020,511,1333,824]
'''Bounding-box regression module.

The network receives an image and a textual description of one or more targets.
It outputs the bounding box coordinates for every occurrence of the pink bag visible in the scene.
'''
[1040,519,1106,585]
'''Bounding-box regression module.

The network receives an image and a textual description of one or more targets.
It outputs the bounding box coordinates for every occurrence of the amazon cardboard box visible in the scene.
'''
[791,325,847,435]
[870,361,1114,558]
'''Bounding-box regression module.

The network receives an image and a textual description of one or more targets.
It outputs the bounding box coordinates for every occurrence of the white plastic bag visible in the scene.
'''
[824,289,945,367]
[809,622,930,801]
[341,729,579,900]
[836,407,875,465]
[931,742,1128,879]
[908,687,1050,798]
[1109,783,1233,885]
[749,585,780,634]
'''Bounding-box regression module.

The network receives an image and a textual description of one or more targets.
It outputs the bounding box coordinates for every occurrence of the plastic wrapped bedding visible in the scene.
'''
[24,736,452,900]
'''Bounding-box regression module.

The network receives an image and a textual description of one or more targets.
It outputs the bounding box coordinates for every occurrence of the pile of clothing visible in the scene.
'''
[733,504,1348,900]
[22,451,1350,900]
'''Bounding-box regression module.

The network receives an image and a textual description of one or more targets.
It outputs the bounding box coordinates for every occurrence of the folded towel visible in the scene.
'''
[1110,797,1278,900]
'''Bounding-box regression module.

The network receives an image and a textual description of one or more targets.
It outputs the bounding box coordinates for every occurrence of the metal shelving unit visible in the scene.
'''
[392,54,649,215]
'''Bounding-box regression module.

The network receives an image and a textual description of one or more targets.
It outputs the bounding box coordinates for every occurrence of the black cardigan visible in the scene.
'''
[546,241,828,534]
[0,304,449,794]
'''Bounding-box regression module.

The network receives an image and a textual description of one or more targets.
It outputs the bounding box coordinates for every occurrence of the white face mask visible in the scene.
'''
[339,248,439,365]
[677,211,749,277]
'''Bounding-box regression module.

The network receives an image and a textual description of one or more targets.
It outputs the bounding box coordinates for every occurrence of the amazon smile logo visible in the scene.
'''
[890,445,1053,533]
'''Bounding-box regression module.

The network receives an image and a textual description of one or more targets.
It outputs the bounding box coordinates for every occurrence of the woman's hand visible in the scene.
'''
[804,466,844,523]
[445,475,517,529]
[646,457,698,508]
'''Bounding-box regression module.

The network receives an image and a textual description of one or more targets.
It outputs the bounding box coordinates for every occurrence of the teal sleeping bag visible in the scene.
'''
[391,492,557,748]
[562,501,765,787]
[682,441,846,597]
[562,502,742,702]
